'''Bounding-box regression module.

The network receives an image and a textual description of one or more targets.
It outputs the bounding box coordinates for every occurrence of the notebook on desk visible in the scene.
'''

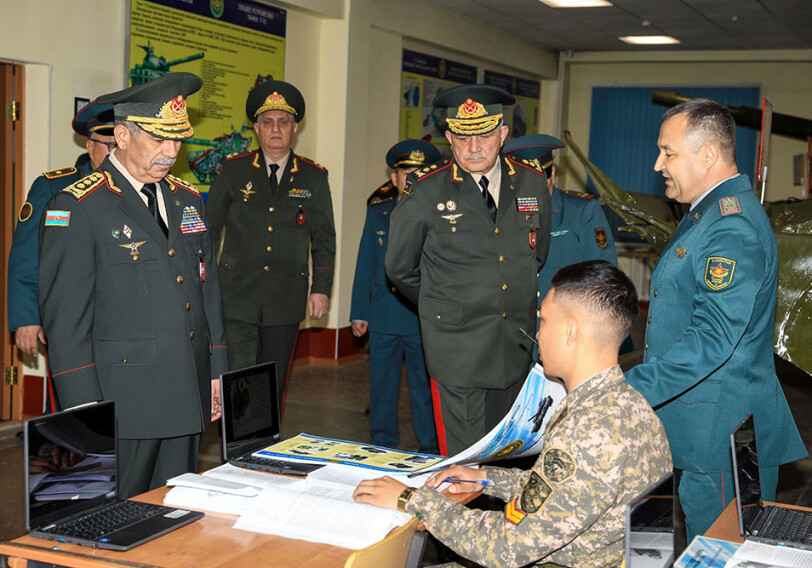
[220,362,323,476]
[626,472,676,568]
[731,413,812,550]
[25,400,204,551]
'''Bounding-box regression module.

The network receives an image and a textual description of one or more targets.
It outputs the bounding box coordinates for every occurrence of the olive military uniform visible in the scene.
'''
[404,366,672,567]
[39,157,228,496]
[206,149,336,406]
[385,155,550,455]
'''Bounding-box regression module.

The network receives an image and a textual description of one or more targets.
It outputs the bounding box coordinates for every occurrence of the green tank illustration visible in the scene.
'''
[186,124,254,183]
[129,42,205,85]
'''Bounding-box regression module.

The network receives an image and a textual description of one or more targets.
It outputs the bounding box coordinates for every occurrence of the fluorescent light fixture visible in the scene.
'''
[538,0,612,7]
[619,35,680,45]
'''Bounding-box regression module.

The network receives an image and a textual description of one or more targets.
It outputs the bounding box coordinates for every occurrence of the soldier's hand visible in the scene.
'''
[427,465,487,494]
[211,379,222,422]
[352,476,407,510]
[351,321,368,337]
[308,293,329,319]
[15,325,46,357]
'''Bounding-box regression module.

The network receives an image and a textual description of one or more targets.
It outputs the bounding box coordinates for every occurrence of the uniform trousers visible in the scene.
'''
[368,331,438,454]
[118,434,200,499]
[679,465,778,541]
[432,380,524,457]
[225,320,299,417]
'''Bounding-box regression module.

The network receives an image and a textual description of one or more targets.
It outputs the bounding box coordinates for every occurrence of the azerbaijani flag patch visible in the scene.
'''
[515,197,539,212]
[180,206,206,234]
[44,210,70,227]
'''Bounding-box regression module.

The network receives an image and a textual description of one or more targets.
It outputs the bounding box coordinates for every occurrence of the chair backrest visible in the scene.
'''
[343,517,419,568]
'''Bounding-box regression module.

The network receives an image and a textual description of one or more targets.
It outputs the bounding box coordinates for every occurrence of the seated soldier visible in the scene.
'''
[353,260,672,567]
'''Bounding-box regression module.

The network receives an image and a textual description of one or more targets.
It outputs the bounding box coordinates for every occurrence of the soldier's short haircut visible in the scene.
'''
[551,260,638,343]
[662,98,737,166]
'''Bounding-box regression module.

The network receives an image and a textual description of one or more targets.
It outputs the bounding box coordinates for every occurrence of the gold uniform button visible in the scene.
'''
[537,291,540,297]
[266,246,272,252]
[176,275,184,284]
[653,289,658,297]
[451,227,457,233]
[501,283,509,291]
[645,342,649,350]
[189,331,195,340]
[499,255,505,262]
[269,207,275,213]
[198,249,203,255]
[264,266,270,271]
[185,302,191,311]
[121,359,127,364]
[494,227,501,235]
[647,315,652,324]
[502,312,508,319]
[391,286,397,293]
[268,226,274,232]
[436,314,441,320]
[168,248,176,257]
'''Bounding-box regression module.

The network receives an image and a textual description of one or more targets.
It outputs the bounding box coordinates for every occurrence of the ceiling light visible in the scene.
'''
[619,35,680,45]
[538,0,613,7]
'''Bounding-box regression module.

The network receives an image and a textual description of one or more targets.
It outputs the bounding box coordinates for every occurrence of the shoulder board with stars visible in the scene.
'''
[506,156,545,176]
[167,174,200,195]
[562,189,595,199]
[225,150,255,162]
[62,172,107,200]
[297,155,327,173]
[367,181,395,206]
[415,160,450,182]
[43,167,78,180]
[369,196,394,206]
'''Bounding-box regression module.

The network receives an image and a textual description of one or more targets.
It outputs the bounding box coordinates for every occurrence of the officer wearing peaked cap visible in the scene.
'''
[504,134,617,302]
[207,80,336,415]
[386,84,551,456]
[9,101,116,361]
[39,73,228,498]
[351,139,441,454]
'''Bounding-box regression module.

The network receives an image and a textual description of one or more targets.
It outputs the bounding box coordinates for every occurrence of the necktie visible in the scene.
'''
[479,176,497,223]
[141,183,168,238]
[269,163,280,193]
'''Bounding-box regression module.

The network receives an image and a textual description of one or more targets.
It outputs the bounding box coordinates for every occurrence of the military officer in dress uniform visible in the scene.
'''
[625,98,806,540]
[8,102,116,359]
[386,85,551,456]
[350,139,442,454]
[503,134,616,300]
[207,81,336,415]
[39,73,228,498]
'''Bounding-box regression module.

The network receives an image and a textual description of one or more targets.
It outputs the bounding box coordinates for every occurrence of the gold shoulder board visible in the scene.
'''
[62,172,105,199]
[43,167,78,179]
[167,174,200,194]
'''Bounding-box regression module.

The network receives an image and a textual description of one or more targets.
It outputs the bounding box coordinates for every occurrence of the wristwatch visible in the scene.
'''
[397,487,416,513]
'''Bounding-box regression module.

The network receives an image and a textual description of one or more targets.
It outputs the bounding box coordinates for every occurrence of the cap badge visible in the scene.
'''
[409,150,425,163]
[457,98,486,119]
[159,95,187,120]
[259,92,296,115]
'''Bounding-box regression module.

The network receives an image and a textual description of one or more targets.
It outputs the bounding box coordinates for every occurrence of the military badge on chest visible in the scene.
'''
[239,182,255,202]
[181,206,207,234]
[119,241,147,261]
[296,204,306,226]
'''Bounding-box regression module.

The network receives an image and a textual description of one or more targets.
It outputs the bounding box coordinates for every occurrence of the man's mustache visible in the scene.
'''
[153,157,176,166]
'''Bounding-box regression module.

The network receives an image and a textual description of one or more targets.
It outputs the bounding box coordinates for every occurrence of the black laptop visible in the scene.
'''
[625,472,675,568]
[25,401,204,551]
[731,413,812,550]
[219,362,323,476]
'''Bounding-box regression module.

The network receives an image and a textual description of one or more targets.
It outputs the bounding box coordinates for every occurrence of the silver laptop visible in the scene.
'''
[626,472,675,568]
[25,400,203,551]
[220,362,323,476]
[731,413,812,550]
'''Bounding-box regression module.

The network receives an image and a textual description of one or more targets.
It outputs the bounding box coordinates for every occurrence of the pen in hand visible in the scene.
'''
[444,477,493,486]
[519,327,539,346]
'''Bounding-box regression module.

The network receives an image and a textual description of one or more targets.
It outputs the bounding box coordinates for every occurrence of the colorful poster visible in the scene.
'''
[483,70,540,139]
[128,0,286,193]
[399,49,477,154]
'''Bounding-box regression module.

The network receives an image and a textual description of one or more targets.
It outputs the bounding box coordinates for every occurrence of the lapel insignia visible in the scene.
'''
[719,196,742,216]
[288,188,312,199]
[290,157,300,173]
[181,206,207,234]
[251,153,261,169]
[44,210,70,227]
[120,240,147,261]
[240,182,255,202]
[595,227,608,248]
[704,257,735,290]
[123,225,132,239]
[505,157,517,177]
[442,213,463,225]
[676,246,688,258]
[451,163,464,182]
[515,197,539,212]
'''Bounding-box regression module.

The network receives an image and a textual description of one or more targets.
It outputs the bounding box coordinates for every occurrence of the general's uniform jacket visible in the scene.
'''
[350,189,420,336]
[626,174,806,472]
[537,187,616,300]
[206,150,336,325]
[385,155,551,390]
[9,162,93,331]
[405,366,673,567]
[38,157,228,440]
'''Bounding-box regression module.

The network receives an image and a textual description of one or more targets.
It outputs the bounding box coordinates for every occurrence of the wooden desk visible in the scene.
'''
[704,500,812,543]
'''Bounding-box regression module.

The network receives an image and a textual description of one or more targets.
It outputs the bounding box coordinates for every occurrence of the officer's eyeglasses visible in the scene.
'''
[90,138,117,151]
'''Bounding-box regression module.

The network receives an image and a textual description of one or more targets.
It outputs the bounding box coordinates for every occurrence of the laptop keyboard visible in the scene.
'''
[758,507,812,544]
[46,500,168,540]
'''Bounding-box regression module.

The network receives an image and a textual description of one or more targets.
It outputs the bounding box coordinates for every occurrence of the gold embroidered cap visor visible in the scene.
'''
[503,134,565,169]
[94,72,203,140]
[72,101,115,138]
[386,139,443,169]
[433,84,515,136]
[245,80,306,123]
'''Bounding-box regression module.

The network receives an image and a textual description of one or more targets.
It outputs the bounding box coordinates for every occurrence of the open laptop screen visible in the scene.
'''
[25,401,117,530]
[626,472,675,568]
[220,362,279,460]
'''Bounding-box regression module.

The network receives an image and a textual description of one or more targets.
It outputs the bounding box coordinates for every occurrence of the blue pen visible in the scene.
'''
[444,477,493,486]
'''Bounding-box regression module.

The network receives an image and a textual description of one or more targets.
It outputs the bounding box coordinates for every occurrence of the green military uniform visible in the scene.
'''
[404,366,673,567]
[39,74,228,498]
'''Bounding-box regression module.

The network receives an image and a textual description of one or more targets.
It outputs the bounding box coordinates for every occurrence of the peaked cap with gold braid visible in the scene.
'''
[246,80,306,123]
[95,72,202,140]
[503,134,565,170]
[433,84,515,136]
[72,101,115,138]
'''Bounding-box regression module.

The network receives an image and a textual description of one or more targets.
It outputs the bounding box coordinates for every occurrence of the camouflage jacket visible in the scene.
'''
[406,365,672,568]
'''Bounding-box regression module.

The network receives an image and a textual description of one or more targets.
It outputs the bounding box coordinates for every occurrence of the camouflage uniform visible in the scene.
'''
[405,366,672,568]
